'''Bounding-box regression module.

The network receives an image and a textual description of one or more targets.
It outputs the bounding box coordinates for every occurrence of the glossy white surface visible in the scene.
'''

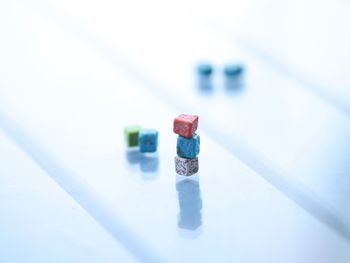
[33,0,350,226]
[183,0,350,112]
[0,131,136,263]
[1,0,350,262]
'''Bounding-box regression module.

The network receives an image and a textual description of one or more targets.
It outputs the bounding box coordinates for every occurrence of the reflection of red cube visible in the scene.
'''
[173,114,199,138]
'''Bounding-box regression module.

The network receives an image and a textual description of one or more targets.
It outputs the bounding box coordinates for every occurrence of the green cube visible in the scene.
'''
[124,125,141,147]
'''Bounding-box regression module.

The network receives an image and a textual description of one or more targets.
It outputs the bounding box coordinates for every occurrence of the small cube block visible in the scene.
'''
[175,156,199,176]
[177,134,200,159]
[124,125,141,147]
[224,64,244,78]
[139,129,158,153]
[173,114,199,138]
[197,63,213,77]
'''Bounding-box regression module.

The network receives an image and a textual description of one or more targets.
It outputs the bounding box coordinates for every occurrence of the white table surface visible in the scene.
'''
[1,0,350,262]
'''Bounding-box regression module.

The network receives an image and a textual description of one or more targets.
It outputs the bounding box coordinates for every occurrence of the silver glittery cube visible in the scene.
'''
[175,156,199,176]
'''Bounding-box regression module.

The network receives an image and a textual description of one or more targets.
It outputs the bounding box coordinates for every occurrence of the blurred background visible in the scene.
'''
[1,0,350,262]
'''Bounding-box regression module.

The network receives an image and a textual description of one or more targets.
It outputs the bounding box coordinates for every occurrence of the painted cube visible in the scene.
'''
[175,156,199,176]
[224,63,244,78]
[124,125,141,147]
[173,114,199,138]
[139,129,158,153]
[197,63,213,77]
[177,134,200,159]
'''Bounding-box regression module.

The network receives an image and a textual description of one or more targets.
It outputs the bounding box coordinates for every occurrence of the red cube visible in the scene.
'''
[173,114,199,138]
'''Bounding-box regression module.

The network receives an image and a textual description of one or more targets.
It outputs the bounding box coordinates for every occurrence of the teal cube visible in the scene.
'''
[139,129,158,153]
[177,134,200,159]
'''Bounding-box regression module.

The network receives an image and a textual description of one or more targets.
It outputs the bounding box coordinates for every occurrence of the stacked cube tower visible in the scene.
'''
[173,114,200,176]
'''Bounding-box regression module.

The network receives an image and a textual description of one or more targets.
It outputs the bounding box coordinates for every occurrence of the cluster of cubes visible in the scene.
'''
[124,126,158,153]
[196,62,244,91]
[173,114,200,176]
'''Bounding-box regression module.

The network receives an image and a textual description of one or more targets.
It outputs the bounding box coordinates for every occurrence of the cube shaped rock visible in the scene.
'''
[175,156,199,176]
[177,134,200,159]
[173,114,199,138]
[139,129,158,153]
[124,125,141,147]
[224,63,244,78]
[197,63,213,77]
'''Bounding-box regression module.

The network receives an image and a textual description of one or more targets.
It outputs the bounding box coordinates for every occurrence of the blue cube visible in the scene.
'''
[197,63,213,77]
[139,129,158,153]
[224,64,244,78]
[177,134,200,159]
